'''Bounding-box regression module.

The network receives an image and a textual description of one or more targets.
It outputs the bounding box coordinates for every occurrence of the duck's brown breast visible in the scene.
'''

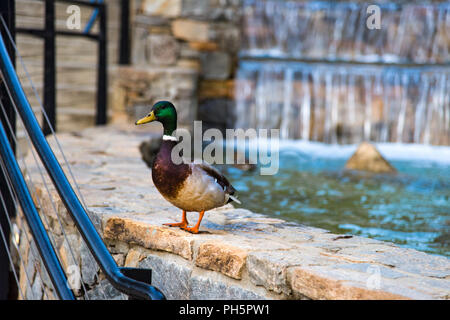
[151,140,191,200]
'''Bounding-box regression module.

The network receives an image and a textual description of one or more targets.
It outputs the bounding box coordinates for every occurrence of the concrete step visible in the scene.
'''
[22,84,96,111]
[16,35,119,66]
[17,65,97,89]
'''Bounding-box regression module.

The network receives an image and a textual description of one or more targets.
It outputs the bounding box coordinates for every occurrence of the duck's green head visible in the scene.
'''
[135,101,177,135]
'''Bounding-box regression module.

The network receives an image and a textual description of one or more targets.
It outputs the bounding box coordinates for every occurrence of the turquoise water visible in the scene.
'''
[223,142,450,257]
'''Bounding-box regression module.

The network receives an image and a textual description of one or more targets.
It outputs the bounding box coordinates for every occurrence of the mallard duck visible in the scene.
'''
[135,101,240,234]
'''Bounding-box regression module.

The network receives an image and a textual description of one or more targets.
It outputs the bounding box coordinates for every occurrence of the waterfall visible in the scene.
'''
[236,61,450,145]
[236,0,450,145]
[241,0,450,64]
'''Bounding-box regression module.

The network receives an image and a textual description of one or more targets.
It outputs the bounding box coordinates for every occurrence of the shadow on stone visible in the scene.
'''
[139,137,162,168]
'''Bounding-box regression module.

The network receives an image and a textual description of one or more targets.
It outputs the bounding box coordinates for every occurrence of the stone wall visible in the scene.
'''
[13,124,450,300]
[111,0,241,131]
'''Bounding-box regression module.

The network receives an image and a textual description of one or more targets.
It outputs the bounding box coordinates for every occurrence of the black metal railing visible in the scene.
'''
[0,99,75,300]
[118,0,130,65]
[0,0,164,300]
[15,0,108,135]
[0,1,16,300]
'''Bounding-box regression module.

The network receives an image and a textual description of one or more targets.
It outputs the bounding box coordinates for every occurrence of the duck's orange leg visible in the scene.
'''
[182,211,205,234]
[163,210,188,228]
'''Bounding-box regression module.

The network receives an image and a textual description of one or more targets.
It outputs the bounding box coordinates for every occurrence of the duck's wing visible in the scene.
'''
[196,162,235,195]
[193,162,241,204]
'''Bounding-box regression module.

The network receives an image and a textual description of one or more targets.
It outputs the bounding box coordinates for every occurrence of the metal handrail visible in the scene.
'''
[0,114,75,300]
[83,0,102,34]
[0,32,165,300]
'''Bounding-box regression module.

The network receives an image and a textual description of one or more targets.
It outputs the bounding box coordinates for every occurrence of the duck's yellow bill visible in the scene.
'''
[135,111,156,125]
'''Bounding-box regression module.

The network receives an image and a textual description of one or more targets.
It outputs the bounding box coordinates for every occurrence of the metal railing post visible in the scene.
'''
[0,0,15,300]
[96,3,107,125]
[42,0,56,136]
[119,0,130,65]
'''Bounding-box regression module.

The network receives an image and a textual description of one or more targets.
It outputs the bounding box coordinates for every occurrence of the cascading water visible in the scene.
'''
[236,0,450,145]
[235,62,449,145]
[241,0,449,64]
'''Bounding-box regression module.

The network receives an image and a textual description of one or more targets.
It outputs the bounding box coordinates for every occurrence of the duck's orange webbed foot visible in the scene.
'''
[163,210,188,228]
[163,221,188,228]
[181,211,204,234]
[181,226,199,234]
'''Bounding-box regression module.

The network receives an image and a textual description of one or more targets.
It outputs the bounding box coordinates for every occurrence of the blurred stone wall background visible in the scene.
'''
[112,0,242,133]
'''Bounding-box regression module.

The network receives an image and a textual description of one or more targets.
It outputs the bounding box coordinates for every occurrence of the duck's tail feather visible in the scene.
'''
[228,195,241,204]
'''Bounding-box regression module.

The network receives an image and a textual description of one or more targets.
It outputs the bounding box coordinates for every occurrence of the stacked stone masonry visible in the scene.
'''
[113,0,242,131]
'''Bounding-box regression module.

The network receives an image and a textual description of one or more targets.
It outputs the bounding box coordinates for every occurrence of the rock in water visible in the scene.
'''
[345,142,396,174]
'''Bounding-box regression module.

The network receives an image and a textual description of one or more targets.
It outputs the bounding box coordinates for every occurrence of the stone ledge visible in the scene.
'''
[104,217,194,260]
[195,241,247,280]
[21,125,450,300]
